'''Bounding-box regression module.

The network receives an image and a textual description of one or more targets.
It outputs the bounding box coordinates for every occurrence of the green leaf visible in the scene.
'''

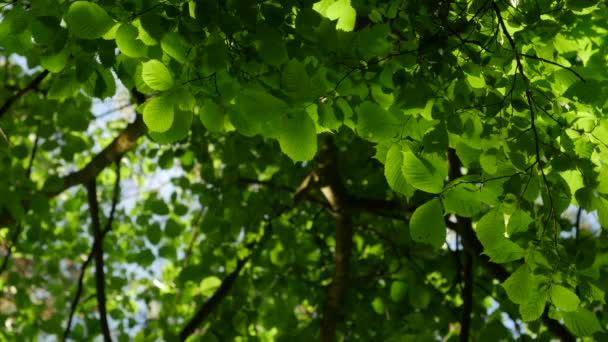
[65,1,114,39]
[254,25,288,66]
[142,60,174,91]
[278,111,318,162]
[143,95,174,132]
[116,23,147,58]
[507,209,533,235]
[550,284,580,312]
[402,151,445,194]
[480,149,498,174]
[356,101,401,142]
[443,184,482,217]
[40,47,70,73]
[231,89,288,137]
[147,224,161,244]
[200,99,225,133]
[324,0,357,31]
[502,265,535,304]
[519,288,548,322]
[161,32,187,63]
[64,1,114,39]
[390,281,407,302]
[409,198,445,249]
[165,218,183,238]
[476,210,524,263]
[282,58,310,100]
[384,144,414,198]
[562,308,603,337]
[148,110,192,144]
[371,297,384,314]
[200,276,222,296]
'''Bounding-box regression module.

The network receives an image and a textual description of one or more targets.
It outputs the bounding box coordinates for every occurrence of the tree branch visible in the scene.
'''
[0,69,49,120]
[300,136,353,342]
[447,150,474,342]
[178,214,277,341]
[492,2,555,240]
[63,162,120,341]
[178,255,249,341]
[48,114,145,197]
[85,180,112,342]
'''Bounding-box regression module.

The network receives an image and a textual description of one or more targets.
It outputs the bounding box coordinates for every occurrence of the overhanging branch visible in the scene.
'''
[178,212,278,341]
[85,179,112,342]
[63,161,121,341]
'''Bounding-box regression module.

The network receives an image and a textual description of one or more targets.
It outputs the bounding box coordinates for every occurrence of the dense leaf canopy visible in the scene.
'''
[1,0,608,341]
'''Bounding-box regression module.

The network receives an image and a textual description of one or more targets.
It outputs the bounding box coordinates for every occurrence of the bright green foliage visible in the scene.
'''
[2,0,608,341]
[384,143,414,198]
[142,60,174,91]
[503,265,537,304]
[476,210,525,263]
[116,23,147,58]
[402,151,446,194]
[409,198,445,249]
[65,2,115,39]
[277,110,317,162]
[562,308,604,336]
[550,284,580,312]
[143,94,174,132]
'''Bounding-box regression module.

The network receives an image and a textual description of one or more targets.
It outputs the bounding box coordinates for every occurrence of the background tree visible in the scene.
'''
[1,0,607,341]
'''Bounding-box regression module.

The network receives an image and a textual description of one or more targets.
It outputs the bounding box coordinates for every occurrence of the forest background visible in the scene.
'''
[1,0,608,341]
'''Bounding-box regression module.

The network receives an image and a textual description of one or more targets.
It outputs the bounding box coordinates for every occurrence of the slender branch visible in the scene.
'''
[62,248,94,341]
[520,53,585,83]
[178,213,279,341]
[104,161,122,234]
[0,69,49,120]
[492,2,555,240]
[48,114,145,197]
[575,206,582,247]
[0,91,145,230]
[26,125,40,178]
[94,103,134,119]
[85,180,112,342]
[63,162,120,341]
[178,255,248,341]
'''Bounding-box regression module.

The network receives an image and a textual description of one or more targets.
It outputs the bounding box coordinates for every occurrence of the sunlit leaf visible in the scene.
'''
[65,1,114,39]
[409,198,445,249]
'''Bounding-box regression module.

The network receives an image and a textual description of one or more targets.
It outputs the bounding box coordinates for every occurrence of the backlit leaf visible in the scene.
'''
[278,111,317,161]
[65,1,114,39]
[550,285,580,312]
[143,95,174,132]
[410,198,445,249]
[142,60,174,91]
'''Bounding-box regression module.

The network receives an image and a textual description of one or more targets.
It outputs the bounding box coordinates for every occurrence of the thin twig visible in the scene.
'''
[575,206,582,247]
[178,209,283,341]
[520,53,585,82]
[492,2,555,242]
[85,180,112,342]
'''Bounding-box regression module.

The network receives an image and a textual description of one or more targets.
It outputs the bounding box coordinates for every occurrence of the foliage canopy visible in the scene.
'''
[1,0,608,341]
